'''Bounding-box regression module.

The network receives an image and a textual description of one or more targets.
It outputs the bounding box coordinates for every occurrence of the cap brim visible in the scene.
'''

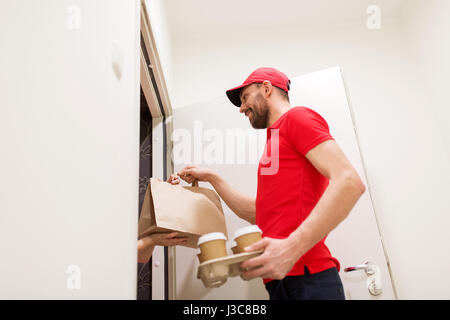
[226,83,247,107]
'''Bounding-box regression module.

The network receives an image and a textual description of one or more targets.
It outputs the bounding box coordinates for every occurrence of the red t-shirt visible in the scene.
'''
[256,106,340,284]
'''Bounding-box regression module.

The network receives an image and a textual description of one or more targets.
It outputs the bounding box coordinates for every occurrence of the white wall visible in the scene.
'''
[401,0,450,158]
[168,11,450,299]
[397,0,450,299]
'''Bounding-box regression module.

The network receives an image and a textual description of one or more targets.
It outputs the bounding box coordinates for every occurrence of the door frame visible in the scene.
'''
[140,0,176,300]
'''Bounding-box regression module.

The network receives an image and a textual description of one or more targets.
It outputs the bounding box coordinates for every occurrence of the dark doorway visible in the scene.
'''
[137,86,152,300]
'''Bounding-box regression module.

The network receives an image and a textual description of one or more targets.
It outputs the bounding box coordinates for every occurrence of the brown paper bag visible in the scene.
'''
[138,177,228,248]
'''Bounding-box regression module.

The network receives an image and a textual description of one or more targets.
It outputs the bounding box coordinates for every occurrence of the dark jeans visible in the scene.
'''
[265,267,345,300]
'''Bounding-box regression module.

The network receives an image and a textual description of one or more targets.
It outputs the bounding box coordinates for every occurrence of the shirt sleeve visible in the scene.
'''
[286,107,334,156]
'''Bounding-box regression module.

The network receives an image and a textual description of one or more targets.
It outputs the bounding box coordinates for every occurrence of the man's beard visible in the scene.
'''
[249,93,269,129]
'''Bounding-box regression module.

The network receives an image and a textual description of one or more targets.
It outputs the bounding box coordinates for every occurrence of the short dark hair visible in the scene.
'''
[255,83,289,102]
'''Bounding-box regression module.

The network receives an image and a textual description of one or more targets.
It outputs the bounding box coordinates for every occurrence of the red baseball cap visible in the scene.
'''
[226,67,291,107]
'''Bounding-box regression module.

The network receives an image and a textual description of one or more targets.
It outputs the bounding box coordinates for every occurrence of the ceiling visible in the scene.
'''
[165,0,406,36]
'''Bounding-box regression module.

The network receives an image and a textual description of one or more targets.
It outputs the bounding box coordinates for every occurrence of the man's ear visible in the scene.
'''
[262,80,273,97]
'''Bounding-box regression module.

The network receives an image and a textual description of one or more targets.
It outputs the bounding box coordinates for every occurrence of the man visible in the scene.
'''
[173,67,366,300]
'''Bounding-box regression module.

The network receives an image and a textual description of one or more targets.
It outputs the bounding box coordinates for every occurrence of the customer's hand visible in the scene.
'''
[177,165,214,183]
[138,232,188,263]
[149,232,188,247]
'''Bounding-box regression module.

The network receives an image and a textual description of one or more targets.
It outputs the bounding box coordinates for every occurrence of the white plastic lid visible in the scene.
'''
[233,225,262,241]
[197,232,227,246]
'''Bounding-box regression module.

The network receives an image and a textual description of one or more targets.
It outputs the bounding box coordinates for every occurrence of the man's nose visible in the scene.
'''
[239,104,246,114]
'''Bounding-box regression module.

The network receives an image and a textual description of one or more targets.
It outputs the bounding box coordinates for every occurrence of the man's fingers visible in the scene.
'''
[181,174,195,184]
[241,253,267,270]
[244,237,269,252]
[177,168,191,175]
[180,165,196,171]
[169,178,180,185]
[178,168,195,179]
[241,265,270,280]
[167,174,180,185]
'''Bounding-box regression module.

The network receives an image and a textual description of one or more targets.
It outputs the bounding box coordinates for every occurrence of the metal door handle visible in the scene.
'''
[344,261,382,296]
[344,261,376,275]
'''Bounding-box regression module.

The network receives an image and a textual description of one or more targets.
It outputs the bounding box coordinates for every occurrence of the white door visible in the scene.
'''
[0,0,140,299]
[173,66,395,300]
[289,67,396,300]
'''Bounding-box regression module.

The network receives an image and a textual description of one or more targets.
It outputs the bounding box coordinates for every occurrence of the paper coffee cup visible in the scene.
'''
[196,248,205,264]
[230,240,238,255]
[197,232,227,261]
[232,225,262,253]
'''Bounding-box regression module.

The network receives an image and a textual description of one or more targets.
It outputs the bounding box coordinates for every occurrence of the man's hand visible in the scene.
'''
[177,165,214,184]
[239,236,303,280]
[167,174,181,185]
[166,166,214,185]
